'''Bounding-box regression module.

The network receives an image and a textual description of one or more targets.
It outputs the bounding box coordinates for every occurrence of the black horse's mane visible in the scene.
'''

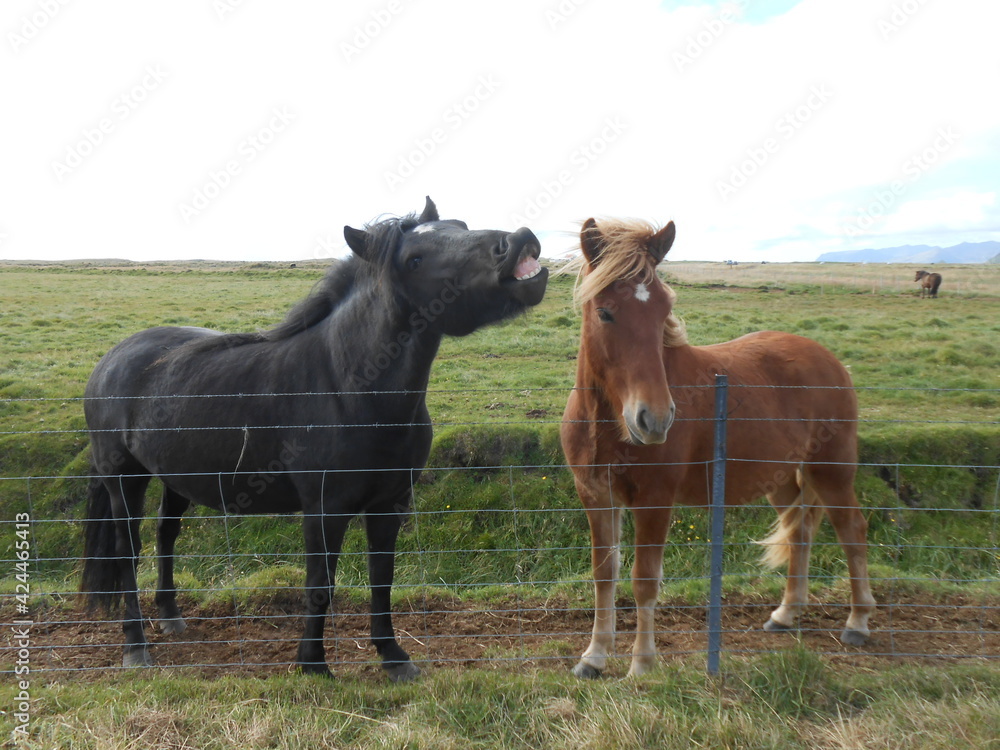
[182,213,420,354]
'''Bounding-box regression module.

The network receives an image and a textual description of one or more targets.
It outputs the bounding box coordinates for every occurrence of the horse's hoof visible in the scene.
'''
[840,628,869,647]
[763,617,796,633]
[299,662,334,679]
[159,617,187,635]
[628,660,656,678]
[385,661,421,683]
[122,646,153,668]
[572,661,602,680]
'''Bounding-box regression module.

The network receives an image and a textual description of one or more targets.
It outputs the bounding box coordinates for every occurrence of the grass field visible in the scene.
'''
[1,259,998,748]
[8,657,1000,749]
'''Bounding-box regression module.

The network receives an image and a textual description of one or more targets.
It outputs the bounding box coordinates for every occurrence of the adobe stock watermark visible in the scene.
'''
[7,0,72,54]
[383,75,500,191]
[10,512,33,740]
[213,0,249,21]
[546,0,591,30]
[509,116,627,225]
[340,0,407,64]
[672,0,749,72]
[227,438,306,514]
[716,84,832,201]
[878,0,931,40]
[842,126,960,238]
[755,417,845,498]
[312,232,345,260]
[177,106,295,223]
[50,65,168,183]
[350,278,467,388]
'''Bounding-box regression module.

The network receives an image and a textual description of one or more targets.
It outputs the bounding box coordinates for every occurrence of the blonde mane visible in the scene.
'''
[560,218,688,347]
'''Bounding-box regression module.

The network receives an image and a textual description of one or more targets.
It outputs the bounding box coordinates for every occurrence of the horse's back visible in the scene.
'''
[86,326,220,400]
[690,330,856,433]
[703,330,853,389]
[683,331,857,490]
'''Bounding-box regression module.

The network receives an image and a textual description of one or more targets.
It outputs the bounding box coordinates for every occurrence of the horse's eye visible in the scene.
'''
[406,256,422,272]
[596,307,614,323]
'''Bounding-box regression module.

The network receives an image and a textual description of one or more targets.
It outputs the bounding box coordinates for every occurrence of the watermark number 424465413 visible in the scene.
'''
[11,512,33,740]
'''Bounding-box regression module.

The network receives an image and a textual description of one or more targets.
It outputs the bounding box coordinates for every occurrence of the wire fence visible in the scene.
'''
[1,384,998,680]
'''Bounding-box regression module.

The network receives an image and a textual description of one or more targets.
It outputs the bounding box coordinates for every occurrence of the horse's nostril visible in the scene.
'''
[636,404,673,439]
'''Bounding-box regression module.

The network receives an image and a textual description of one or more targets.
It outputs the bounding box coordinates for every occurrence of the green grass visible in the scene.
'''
[2,260,999,434]
[4,653,997,749]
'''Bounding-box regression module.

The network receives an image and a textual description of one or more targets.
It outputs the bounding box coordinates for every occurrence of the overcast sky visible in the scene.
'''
[2,0,998,263]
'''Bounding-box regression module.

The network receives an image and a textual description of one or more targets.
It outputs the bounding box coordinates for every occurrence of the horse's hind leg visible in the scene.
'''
[155,488,190,635]
[808,469,876,645]
[364,495,419,683]
[107,476,154,667]
[761,475,822,633]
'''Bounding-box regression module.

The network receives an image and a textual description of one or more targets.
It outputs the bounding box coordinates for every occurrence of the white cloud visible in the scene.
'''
[881,191,997,235]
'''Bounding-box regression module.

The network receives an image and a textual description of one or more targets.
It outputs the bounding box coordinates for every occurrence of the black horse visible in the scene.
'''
[81,198,548,681]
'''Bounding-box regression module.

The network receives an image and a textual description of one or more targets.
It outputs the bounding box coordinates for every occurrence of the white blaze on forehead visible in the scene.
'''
[634,282,650,302]
[412,224,438,234]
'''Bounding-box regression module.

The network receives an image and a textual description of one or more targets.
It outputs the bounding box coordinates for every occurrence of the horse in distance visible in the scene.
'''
[914,269,942,298]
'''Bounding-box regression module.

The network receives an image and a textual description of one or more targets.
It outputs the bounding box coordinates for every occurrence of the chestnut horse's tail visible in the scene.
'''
[758,472,824,569]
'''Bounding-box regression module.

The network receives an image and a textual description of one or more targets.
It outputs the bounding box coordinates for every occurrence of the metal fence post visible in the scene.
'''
[707,374,728,675]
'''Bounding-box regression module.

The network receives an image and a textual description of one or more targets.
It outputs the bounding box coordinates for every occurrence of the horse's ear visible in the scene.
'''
[580,218,605,265]
[418,196,439,224]
[648,221,676,265]
[344,226,371,261]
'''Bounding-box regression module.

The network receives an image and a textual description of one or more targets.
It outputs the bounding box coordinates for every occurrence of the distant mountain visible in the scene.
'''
[817,241,1000,264]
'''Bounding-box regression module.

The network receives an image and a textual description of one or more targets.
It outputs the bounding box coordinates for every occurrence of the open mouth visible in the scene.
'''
[513,252,543,281]
[500,235,544,283]
[501,245,548,292]
[498,228,548,306]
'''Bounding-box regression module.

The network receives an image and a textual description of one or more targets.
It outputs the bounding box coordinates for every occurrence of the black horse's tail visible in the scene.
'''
[81,473,129,611]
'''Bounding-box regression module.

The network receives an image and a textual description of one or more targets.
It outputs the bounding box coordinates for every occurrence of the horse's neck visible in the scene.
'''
[324,291,443,399]
[664,342,713,377]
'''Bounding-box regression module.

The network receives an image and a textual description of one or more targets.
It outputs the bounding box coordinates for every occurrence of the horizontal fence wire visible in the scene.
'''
[1,384,998,679]
[2,384,1000,435]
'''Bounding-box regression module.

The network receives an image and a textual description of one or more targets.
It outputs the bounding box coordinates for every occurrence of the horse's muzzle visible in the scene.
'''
[623,401,676,445]
[500,227,547,306]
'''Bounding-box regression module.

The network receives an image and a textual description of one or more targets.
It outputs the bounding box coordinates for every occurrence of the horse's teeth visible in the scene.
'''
[515,267,540,281]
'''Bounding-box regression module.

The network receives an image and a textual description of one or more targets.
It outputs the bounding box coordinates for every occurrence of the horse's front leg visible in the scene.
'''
[296,505,349,677]
[573,482,622,679]
[628,504,672,677]
[364,495,419,682]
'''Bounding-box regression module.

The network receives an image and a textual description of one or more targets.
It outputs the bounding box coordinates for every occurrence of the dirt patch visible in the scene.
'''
[5,590,998,682]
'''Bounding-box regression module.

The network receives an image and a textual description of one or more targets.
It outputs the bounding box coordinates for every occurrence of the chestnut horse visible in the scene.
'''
[561,218,876,678]
[914,269,942,298]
